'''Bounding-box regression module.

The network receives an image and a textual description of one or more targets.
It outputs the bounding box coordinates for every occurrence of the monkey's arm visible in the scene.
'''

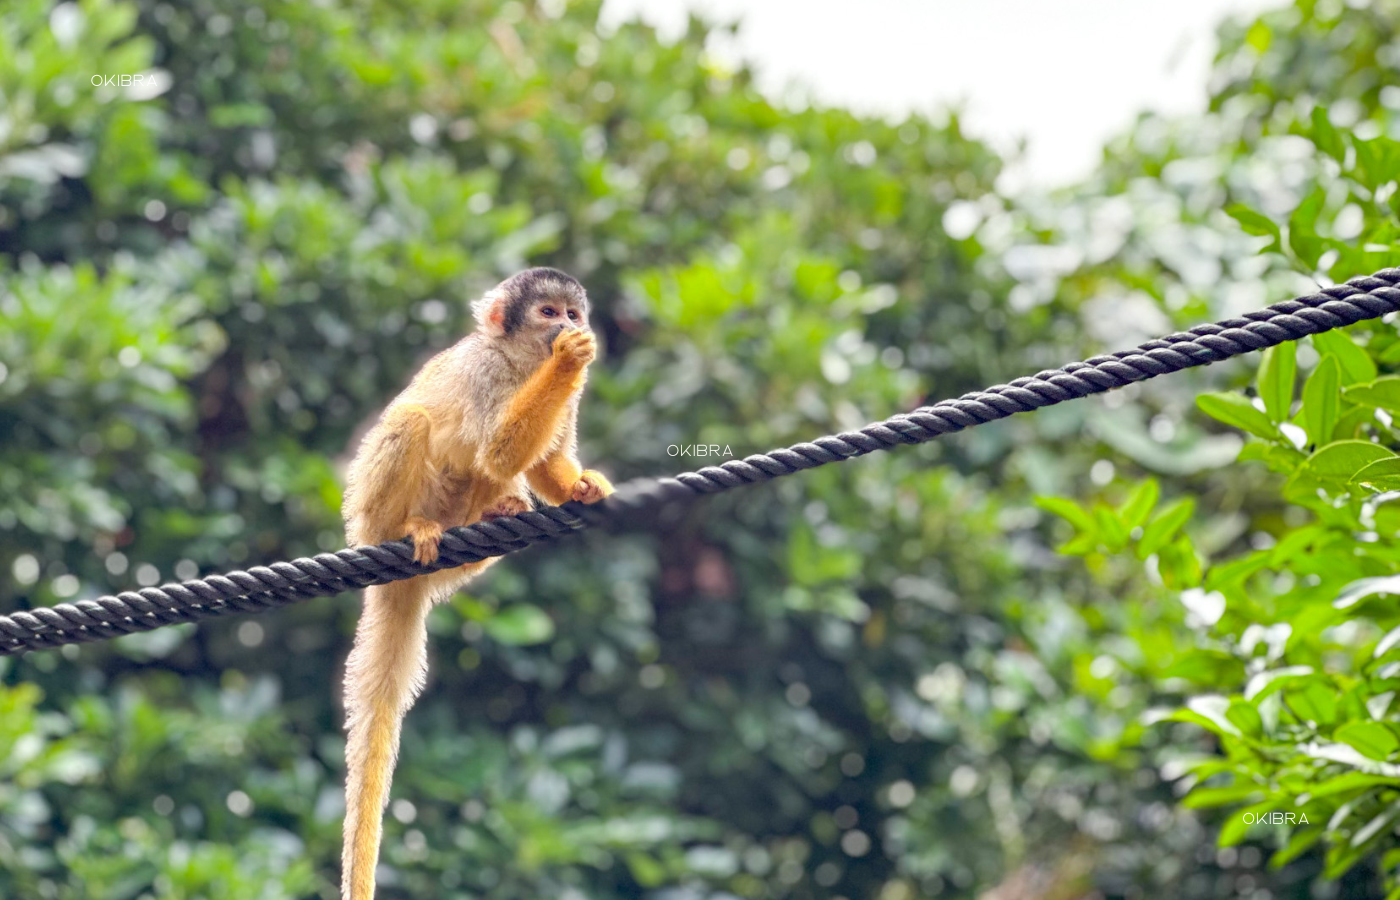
[345,403,444,563]
[527,452,614,505]
[482,330,594,482]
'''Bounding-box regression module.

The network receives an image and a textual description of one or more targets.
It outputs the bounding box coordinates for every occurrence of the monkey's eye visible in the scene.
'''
[567,310,579,321]
[540,306,558,318]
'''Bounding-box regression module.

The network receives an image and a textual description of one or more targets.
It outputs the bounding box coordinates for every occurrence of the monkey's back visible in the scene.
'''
[341,337,535,547]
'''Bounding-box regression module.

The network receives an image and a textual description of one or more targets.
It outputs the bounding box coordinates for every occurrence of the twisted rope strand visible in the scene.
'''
[4,269,1398,655]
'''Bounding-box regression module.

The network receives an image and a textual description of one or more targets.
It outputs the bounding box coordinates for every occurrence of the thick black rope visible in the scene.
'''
[4,269,1399,656]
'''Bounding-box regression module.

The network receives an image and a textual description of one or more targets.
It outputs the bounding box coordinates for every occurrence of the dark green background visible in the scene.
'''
[2,1,1399,897]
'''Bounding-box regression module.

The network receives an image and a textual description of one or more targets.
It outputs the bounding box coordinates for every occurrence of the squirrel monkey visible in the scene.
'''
[338,267,613,900]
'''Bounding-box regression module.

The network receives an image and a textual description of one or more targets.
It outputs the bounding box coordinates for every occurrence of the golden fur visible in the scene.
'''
[338,269,612,899]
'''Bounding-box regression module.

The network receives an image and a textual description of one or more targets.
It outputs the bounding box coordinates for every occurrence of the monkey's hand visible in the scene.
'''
[552,329,596,370]
[570,469,614,504]
[405,516,444,565]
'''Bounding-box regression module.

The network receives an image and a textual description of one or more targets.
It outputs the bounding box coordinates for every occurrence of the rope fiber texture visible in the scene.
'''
[4,268,1399,656]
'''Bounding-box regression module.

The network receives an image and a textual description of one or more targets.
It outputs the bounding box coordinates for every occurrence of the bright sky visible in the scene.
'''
[599,0,1284,189]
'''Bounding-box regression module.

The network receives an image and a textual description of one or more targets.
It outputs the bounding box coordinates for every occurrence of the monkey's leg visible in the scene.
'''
[402,517,444,565]
[482,331,593,481]
[482,495,531,519]
[526,453,614,505]
[347,404,446,563]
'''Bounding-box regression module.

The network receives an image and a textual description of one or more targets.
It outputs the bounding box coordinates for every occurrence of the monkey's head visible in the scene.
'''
[473,267,591,360]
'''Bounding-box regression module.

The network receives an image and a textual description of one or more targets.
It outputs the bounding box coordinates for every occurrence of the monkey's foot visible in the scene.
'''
[552,328,597,369]
[571,469,614,504]
[405,517,444,565]
[482,496,530,520]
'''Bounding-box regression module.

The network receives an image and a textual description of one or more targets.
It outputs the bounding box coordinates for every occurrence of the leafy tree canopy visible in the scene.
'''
[1,1,1397,898]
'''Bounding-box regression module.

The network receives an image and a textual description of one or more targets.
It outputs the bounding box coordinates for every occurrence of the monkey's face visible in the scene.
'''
[476,267,592,360]
[514,293,587,358]
[510,294,592,358]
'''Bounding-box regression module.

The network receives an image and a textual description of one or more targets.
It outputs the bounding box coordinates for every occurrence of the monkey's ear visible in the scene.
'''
[472,289,508,335]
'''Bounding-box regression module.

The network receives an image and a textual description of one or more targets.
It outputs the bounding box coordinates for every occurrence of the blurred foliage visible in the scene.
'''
[1040,93,1400,897]
[1,1,1398,899]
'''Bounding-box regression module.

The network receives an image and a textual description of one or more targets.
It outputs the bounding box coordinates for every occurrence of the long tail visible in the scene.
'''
[341,578,434,900]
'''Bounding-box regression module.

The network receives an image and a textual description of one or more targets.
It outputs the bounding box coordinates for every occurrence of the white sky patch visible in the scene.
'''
[600,0,1283,189]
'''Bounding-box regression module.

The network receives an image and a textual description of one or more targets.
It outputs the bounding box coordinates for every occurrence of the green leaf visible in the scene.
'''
[1269,826,1324,868]
[1163,649,1246,685]
[1351,134,1400,193]
[1059,532,1101,556]
[1301,356,1340,446]
[1376,624,1400,659]
[1286,602,1347,638]
[1206,551,1271,591]
[1334,722,1400,761]
[1197,392,1280,440]
[1307,772,1400,798]
[1137,497,1195,559]
[1157,535,1203,589]
[1245,18,1272,51]
[1257,342,1296,422]
[626,853,667,888]
[1226,699,1264,738]
[1288,186,1326,266]
[484,604,556,646]
[788,523,862,585]
[1342,376,1400,414]
[1226,204,1282,253]
[1117,479,1159,531]
[1286,441,1396,498]
[1325,841,1373,880]
[1313,330,1377,386]
[1237,442,1306,475]
[208,103,275,129]
[1309,106,1346,163]
[1094,504,1129,552]
[1332,404,1376,442]
[1182,783,1264,809]
[1286,681,1338,726]
[1159,705,1240,740]
[1244,666,1314,702]
[1034,496,1094,529]
[1267,523,1325,566]
[1184,758,1240,780]
[1335,575,1400,610]
[1349,805,1400,850]
[1352,457,1400,494]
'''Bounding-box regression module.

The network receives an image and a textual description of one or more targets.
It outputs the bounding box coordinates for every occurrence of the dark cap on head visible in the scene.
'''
[495,267,588,334]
